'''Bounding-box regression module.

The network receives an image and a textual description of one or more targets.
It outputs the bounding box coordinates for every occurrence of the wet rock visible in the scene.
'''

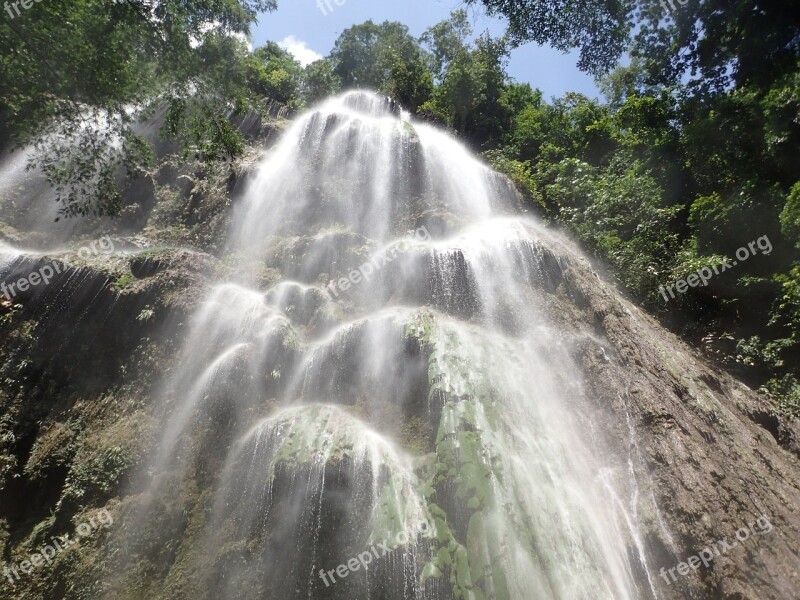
[129,248,218,279]
[532,240,800,600]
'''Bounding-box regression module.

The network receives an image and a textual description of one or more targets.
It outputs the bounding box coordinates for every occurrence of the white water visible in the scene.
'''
[0,105,168,252]
[133,91,650,599]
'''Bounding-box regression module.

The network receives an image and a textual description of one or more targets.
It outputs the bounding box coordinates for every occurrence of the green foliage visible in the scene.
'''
[0,0,278,217]
[30,108,156,219]
[113,273,134,290]
[471,0,800,95]
[248,41,305,106]
[419,9,472,82]
[766,374,800,417]
[325,20,437,112]
[302,59,342,105]
[597,57,653,109]
[329,21,431,92]
[61,445,135,505]
[0,304,24,326]
[771,266,800,338]
[380,49,434,112]
[536,156,683,299]
[137,306,156,322]
[482,150,539,206]
[467,0,631,75]
[632,1,800,92]
[461,15,800,412]
[419,16,513,148]
[164,97,246,163]
[780,182,800,248]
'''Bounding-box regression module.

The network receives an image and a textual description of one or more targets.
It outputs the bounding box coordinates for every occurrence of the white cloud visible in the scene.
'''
[279,35,323,67]
[233,31,254,52]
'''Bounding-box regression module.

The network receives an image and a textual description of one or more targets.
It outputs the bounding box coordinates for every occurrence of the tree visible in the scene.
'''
[328,20,433,102]
[596,57,658,109]
[419,9,473,82]
[469,0,800,92]
[422,30,511,148]
[462,34,513,147]
[467,0,631,75]
[633,0,800,92]
[247,41,304,107]
[380,50,434,112]
[302,59,342,106]
[0,0,278,217]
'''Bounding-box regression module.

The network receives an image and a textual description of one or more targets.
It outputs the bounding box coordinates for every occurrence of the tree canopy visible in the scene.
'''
[470,0,800,91]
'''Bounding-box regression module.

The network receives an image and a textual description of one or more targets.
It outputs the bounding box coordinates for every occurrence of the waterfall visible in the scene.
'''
[0,105,173,251]
[124,90,651,599]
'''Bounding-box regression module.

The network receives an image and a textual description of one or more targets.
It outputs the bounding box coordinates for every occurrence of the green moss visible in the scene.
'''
[452,543,479,599]
[404,309,436,348]
[113,272,134,290]
[400,415,433,455]
[421,559,443,582]
[137,248,166,260]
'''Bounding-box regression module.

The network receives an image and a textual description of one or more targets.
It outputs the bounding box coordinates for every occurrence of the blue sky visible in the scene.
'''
[250,0,600,100]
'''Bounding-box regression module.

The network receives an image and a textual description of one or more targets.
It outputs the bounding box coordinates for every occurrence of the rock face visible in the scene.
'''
[0,92,798,600]
[524,242,800,599]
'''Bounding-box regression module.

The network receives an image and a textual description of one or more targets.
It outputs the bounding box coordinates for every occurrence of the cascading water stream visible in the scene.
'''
[125,91,653,599]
